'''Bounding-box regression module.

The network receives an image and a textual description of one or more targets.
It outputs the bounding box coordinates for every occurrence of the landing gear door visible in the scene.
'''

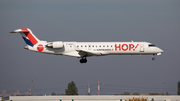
[140,44,144,52]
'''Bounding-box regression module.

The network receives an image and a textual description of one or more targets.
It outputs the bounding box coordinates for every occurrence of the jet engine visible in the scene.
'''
[46,41,63,48]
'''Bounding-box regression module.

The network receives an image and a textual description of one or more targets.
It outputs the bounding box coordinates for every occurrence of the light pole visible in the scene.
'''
[29,89,31,96]
[31,80,33,96]
[162,81,165,95]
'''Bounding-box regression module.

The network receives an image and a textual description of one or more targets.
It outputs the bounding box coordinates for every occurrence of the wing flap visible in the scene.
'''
[73,44,102,57]
[78,50,102,57]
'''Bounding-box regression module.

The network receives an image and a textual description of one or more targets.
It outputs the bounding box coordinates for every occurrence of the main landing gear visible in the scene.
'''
[152,54,155,61]
[80,57,87,63]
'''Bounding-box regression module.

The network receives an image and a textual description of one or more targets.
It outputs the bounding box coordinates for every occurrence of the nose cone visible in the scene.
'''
[156,48,164,55]
[159,48,164,53]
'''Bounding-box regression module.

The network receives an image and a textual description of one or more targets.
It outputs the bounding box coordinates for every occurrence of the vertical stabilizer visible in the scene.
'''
[10,28,40,47]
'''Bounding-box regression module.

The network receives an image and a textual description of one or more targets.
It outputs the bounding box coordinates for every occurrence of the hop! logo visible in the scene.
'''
[114,44,139,51]
[37,44,44,52]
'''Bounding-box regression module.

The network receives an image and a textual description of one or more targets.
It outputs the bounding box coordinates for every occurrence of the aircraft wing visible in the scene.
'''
[74,44,102,57]
[78,50,102,57]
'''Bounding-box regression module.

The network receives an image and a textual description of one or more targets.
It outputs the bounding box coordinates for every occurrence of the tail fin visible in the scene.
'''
[10,28,40,47]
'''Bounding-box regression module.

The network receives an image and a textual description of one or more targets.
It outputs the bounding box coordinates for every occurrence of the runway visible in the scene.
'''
[7,95,180,101]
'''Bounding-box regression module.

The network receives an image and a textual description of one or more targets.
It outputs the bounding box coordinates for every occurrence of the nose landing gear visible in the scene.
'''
[152,54,155,60]
[80,57,87,63]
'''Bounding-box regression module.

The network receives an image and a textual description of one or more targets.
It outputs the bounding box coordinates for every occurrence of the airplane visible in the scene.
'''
[10,28,164,63]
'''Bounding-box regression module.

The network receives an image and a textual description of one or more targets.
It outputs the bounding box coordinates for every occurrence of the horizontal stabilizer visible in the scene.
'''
[10,29,29,33]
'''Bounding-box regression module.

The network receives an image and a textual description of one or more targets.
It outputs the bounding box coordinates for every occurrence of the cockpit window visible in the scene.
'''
[149,44,156,47]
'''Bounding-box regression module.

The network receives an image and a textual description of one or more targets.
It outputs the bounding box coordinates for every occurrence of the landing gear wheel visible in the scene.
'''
[80,59,84,63]
[79,57,87,63]
[84,59,87,63]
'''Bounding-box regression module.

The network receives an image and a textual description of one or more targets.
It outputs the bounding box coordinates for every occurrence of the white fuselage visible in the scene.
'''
[26,41,163,58]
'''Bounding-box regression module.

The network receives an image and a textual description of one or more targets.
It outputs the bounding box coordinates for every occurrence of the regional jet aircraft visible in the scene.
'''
[10,28,164,63]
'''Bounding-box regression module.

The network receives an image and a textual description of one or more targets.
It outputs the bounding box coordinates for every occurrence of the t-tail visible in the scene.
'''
[10,28,40,47]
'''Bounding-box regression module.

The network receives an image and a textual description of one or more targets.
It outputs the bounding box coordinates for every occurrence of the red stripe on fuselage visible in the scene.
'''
[21,28,38,45]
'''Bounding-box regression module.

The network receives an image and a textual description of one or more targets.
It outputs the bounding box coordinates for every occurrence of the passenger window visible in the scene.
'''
[107,45,109,47]
[85,45,87,47]
[81,45,83,47]
[99,45,101,47]
[77,45,79,47]
[103,45,105,47]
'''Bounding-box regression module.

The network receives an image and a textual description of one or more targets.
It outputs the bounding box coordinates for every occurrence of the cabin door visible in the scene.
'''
[140,44,144,52]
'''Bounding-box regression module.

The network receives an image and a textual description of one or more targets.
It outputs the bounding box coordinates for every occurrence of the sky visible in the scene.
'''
[0,0,180,95]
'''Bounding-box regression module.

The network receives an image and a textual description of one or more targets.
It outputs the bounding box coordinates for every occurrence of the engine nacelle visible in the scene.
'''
[46,41,63,48]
